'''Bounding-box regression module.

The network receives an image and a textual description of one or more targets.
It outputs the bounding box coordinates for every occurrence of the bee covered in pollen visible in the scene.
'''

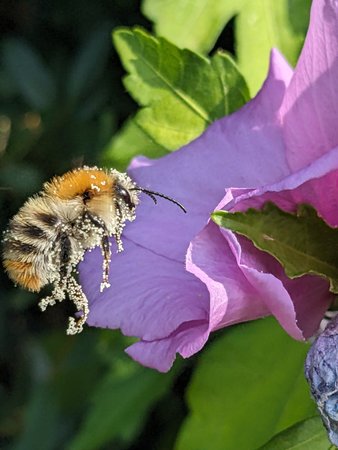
[2,166,186,335]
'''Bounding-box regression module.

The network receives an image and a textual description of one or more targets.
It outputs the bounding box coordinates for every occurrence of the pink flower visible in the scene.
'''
[80,0,338,372]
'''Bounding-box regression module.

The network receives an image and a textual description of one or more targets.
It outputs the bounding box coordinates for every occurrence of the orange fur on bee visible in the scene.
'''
[44,168,113,199]
[3,260,41,292]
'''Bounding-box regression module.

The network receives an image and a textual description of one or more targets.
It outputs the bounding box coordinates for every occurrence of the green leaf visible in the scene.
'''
[236,0,309,95]
[288,0,312,36]
[102,118,168,171]
[67,365,177,450]
[67,27,112,102]
[212,203,338,293]
[2,38,56,110]
[142,0,246,54]
[113,27,249,151]
[260,416,330,449]
[175,318,316,450]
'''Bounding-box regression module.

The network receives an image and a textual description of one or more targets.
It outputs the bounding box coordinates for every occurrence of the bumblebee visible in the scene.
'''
[2,166,185,334]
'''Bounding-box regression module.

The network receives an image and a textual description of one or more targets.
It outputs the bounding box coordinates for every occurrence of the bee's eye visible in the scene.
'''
[115,184,134,209]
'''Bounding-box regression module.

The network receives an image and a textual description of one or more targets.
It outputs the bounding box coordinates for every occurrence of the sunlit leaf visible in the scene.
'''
[260,416,330,449]
[176,318,315,450]
[142,0,246,54]
[102,118,168,170]
[236,0,309,95]
[113,27,249,151]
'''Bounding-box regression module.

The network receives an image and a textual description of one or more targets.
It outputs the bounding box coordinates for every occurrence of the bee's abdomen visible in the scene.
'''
[2,203,60,292]
[3,232,44,292]
[3,258,42,291]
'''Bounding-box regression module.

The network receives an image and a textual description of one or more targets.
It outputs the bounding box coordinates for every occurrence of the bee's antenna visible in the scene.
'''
[131,187,187,213]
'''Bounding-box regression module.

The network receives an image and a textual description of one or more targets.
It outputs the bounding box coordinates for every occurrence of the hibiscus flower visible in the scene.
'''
[80,0,338,372]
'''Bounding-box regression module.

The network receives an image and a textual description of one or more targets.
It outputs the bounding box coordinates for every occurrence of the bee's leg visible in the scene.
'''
[112,231,123,253]
[58,232,88,334]
[52,231,89,335]
[100,233,111,291]
[39,287,66,311]
[59,232,72,280]
[113,203,124,253]
[39,232,71,311]
[85,212,111,292]
[66,276,89,335]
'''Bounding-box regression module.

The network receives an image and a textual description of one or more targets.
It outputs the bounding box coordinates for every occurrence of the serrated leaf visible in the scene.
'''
[113,27,249,151]
[102,118,168,171]
[67,365,177,450]
[175,318,316,450]
[2,38,56,110]
[142,0,246,54]
[212,203,338,293]
[260,416,330,449]
[236,0,309,95]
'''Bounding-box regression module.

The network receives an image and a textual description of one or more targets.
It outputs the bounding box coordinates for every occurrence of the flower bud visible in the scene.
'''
[305,315,338,446]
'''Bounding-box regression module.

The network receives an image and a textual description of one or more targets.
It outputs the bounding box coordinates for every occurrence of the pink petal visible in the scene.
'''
[230,233,331,339]
[126,321,209,373]
[81,239,209,341]
[282,0,338,170]
[206,150,338,337]
[188,222,331,340]
[230,146,338,227]
[186,222,270,331]
[125,49,293,262]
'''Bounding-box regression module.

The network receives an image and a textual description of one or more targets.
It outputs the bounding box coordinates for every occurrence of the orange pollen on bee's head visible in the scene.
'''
[44,168,113,200]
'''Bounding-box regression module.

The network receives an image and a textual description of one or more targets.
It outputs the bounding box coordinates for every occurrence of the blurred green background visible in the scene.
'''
[0,1,322,449]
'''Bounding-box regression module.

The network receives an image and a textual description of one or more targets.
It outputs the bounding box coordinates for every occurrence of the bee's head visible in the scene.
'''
[115,183,136,210]
[112,168,187,224]
[111,170,139,222]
